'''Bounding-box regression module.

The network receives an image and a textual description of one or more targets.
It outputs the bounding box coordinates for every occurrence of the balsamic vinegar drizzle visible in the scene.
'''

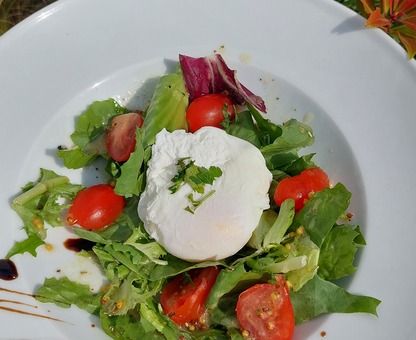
[63,238,95,252]
[0,272,69,323]
[0,259,18,281]
[0,238,96,325]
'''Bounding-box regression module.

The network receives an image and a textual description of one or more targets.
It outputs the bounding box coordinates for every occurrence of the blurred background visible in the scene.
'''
[0,0,56,35]
[0,0,357,36]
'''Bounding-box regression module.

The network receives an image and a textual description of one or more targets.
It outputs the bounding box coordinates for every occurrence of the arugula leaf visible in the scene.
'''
[290,275,381,324]
[5,233,44,258]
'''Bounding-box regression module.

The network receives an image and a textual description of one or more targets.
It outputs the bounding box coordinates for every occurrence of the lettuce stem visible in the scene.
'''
[12,176,69,206]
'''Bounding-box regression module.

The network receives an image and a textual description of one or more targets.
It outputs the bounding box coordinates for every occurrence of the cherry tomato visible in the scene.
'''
[236,274,294,340]
[274,168,330,212]
[66,184,125,230]
[105,112,144,162]
[160,266,221,325]
[186,93,235,133]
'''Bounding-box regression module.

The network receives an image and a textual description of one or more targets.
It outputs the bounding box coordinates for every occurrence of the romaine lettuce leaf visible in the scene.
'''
[142,73,188,147]
[113,129,146,197]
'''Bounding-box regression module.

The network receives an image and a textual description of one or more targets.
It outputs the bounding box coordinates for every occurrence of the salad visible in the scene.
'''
[5,54,380,339]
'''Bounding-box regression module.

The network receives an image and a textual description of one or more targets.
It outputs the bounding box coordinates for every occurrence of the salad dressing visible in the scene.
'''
[0,259,18,281]
[63,238,95,253]
[0,286,66,323]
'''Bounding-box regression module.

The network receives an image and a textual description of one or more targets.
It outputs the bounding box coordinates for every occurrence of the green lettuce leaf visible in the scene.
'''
[10,169,82,256]
[222,110,262,148]
[318,224,366,280]
[290,275,381,324]
[263,198,295,247]
[58,99,127,168]
[142,73,189,147]
[205,263,263,310]
[113,129,146,197]
[35,277,102,315]
[290,182,352,247]
[247,103,282,146]
[5,233,44,258]
[57,147,98,169]
[71,99,127,149]
[260,119,315,172]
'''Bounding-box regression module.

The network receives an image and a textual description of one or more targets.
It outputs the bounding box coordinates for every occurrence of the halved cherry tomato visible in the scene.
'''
[105,112,144,162]
[186,93,235,133]
[236,274,294,340]
[274,168,330,212]
[160,266,221,325]
[66,184,125,230]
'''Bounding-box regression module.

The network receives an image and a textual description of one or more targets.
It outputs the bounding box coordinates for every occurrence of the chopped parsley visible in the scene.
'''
[169,157,222,213]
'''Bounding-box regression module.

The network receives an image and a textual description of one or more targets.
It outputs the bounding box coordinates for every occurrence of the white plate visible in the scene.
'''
[1,0,415,339]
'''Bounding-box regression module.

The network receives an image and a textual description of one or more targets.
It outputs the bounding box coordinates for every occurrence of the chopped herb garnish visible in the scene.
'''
[169,157,222,212]
[185,190,216,214]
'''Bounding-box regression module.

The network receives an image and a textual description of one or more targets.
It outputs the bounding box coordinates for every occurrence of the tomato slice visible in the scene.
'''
[274,168,330,211]
[160,266,221,325]
[236,275,294,340]
[105,112,144,162]
[185,93,235,133]
[66,184,125,230]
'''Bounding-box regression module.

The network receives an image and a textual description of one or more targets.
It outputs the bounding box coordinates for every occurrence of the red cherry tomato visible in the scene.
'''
[66,184,125,230]
[274,168,330,212]
[186,93,235,133]
[160,266,221,325]
[236,274,294,340]
[105,112,144,162]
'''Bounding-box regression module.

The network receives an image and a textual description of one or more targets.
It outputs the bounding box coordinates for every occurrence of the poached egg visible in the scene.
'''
[138,127,272,262]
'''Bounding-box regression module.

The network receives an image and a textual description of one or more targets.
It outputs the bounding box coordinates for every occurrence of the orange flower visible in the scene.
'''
[359,0,416,58]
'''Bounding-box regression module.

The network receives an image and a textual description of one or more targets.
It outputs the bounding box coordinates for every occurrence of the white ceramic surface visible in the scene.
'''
[1,0,415,339]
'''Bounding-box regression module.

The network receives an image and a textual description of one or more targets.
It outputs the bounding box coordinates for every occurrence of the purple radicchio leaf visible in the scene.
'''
[179,54,267,113]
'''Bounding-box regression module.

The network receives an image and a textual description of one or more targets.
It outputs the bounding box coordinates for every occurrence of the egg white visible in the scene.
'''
[138,127,272,262]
